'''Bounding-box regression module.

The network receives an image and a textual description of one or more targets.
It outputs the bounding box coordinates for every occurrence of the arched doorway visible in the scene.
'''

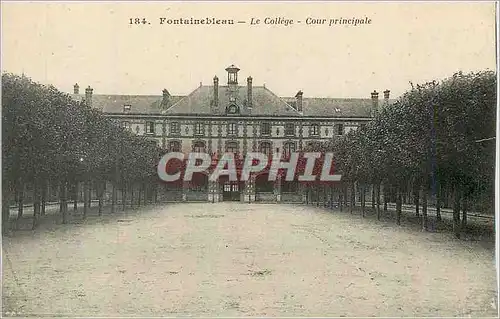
[255,172,275,202]
[186,172,209,201]
[220,175,242,202]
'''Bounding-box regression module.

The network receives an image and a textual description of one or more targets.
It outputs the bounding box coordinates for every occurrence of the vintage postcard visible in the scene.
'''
[1,1,498,317]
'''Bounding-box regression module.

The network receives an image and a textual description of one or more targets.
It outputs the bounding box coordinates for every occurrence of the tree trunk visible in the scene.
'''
[350,182,355,213]
[422,186,428,231]
[41,182,47,216]
[436,182,442,222]
[361,185,366,218]
[322,185,326,207]
[32,183,41,230]
[414,182,420,217]
[376,183,381,220]
[87,181,92,208]
[61,181,68,224]
[154,183,158,204]
[371,185,375,210]
[111,183,117,213]
[83,180,89,219]
[339,187,343,211]
[98,181,104,216]
[396,190,402,225]
[461,197,468,230]
[383,185,388,212]
[122,187,126,211]
[452,188,461,239]
[130,185,134,209]
[17,183,24,221]
[330,186,334,209]
[73,182,78,212]
[2,185,11,234]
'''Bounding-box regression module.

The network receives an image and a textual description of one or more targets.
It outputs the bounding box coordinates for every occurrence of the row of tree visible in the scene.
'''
[2,73,163,231]
[307,71,496,237]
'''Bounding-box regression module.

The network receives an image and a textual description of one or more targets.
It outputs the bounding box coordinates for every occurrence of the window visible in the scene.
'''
[261,123,271,136]
[227,123,237,135]
[170,122,180,135]
[284,123,295,136]
[169,140,181,152]
[226,141,238,153]
[194,122,204,136]
[145,121,155,134]
[336,123,344,135]
[283,142,296,158]
[122,121,131,130]
[310,124,319,136]
[123,104,131,112]
[193,141,206,153]
[360,123,367,130]
[259,141,272,156]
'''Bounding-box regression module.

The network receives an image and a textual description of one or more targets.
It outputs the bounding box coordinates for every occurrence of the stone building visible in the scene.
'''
[72,65,392,203]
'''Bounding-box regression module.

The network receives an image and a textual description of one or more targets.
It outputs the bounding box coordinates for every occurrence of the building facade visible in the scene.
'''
[72,65,392,203]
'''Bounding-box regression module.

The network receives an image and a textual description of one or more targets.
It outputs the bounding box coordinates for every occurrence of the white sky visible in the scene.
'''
[1,1,496,99]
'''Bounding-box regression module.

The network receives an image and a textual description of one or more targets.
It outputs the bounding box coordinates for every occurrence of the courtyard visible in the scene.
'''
[2,203,497,317]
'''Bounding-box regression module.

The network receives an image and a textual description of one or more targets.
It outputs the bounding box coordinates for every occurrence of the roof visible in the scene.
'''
[71,86,393,118]
[281,97,389,117]
[163,85,300,116]
[72,93,183,114]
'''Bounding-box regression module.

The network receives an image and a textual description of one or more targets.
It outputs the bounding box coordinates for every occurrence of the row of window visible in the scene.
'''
[122,121,346,136]
[168,140,297,157]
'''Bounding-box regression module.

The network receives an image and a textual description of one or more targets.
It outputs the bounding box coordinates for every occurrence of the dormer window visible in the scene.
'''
[124,104,131,112]
[227,104,239,114]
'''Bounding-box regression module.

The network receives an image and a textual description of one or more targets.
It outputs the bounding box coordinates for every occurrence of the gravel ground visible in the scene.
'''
[2,203,498,317]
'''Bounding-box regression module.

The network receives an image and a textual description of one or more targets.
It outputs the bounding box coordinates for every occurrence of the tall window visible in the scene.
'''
[169,140,181,152]
[283,142,296,158]
[193,141,206,153]
[122,121,131,130]
[336,123,344,135]
[310,124,319,136]
[194,122,204,136]
[170,122,180,135]
[259,141,272,156]
[226,141,238,153]
[284,123,295,136]
[261,122,271,136]
[145,121,155,134]
[227,123,237,135]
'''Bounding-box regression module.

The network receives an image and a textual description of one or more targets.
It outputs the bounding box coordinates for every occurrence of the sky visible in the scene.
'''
[1,1,497,99]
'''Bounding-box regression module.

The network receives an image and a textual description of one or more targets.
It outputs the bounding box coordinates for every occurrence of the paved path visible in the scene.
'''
[2,203,497,317]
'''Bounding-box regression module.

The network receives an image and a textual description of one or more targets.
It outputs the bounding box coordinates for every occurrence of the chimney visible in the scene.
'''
[371,90,379,116]
[85,86,93,107]
[247,76,253,108]
[73,83,79,94]
[383,89,390,105]
[295,90,303,112]
[213,76,219,109]
[162,89,170,107]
